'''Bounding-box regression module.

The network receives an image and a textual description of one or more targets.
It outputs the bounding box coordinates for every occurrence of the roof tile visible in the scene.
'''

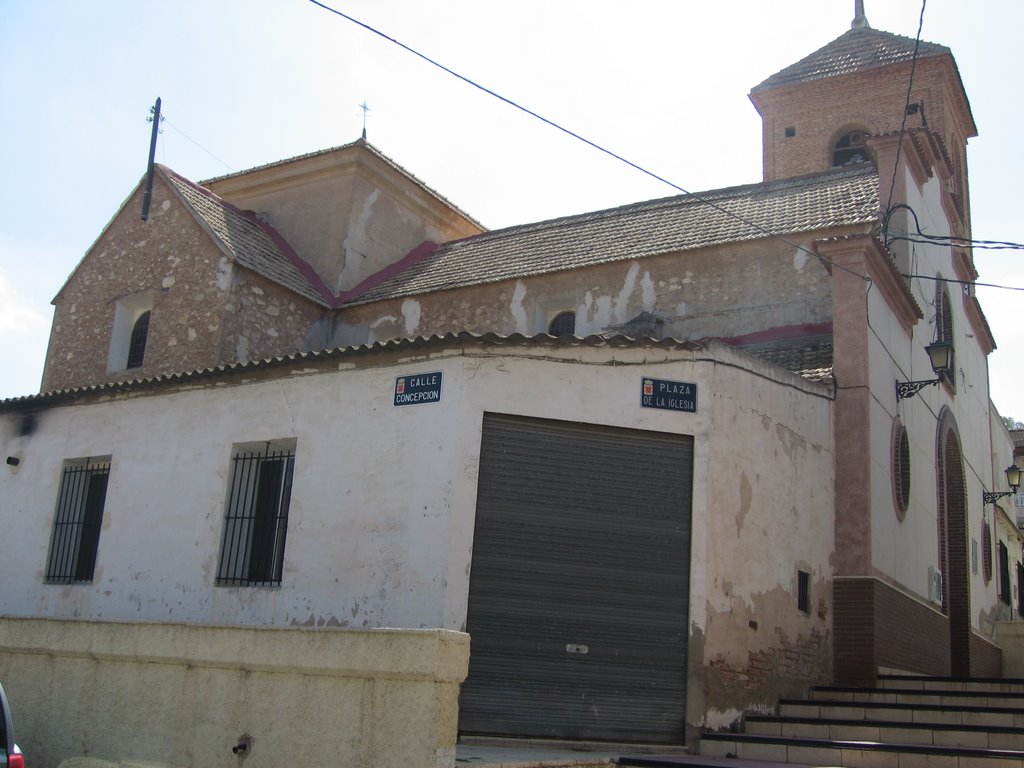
[347,165,879,305]
[753,27,950,92]
[162,167,333,307]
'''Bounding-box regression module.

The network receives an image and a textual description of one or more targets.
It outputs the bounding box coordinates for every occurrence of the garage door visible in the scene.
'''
[459,413,693,743]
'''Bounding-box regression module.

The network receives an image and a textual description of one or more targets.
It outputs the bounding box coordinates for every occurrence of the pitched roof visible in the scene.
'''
[752,27,951,93]
[161,167,334,307]
[0,332,704,407]
[742,339,835,385]
[1011,429,1024,450]
[346,164,880,306]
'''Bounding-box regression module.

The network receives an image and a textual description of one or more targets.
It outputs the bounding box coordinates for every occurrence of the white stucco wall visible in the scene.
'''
[1,341,832,633]
[868,164,1002,632]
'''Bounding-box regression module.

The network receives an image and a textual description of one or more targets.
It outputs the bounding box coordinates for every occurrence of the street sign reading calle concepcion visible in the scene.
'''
[394,371,443,406]
[641,377,697,413]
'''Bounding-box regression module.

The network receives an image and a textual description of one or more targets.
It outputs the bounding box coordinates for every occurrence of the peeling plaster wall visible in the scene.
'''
[208,156,481,296]
[694,348,834,729]
[2,340,834,732]
[342,234,835,343]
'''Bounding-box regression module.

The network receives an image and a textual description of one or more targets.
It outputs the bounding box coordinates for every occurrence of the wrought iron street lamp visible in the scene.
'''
[983,464,1023,505]
[895,341,953,401]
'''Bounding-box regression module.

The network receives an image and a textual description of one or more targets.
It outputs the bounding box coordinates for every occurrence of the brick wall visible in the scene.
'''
[834,577,1001,684]
[752,58,970,184]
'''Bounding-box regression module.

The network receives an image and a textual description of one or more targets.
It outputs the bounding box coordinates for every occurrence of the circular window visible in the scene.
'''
[891,418,911,519]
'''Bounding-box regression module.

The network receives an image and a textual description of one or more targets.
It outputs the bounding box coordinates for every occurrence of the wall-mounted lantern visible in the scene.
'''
[983,464,1023,505]
[895,341,953,401]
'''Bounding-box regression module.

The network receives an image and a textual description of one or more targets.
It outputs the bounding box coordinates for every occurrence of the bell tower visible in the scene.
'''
[748,1,976,228]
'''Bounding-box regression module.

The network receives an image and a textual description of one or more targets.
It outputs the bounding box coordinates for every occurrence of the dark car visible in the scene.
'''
[0,682,23,768]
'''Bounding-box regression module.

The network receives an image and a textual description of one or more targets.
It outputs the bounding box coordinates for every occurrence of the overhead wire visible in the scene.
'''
[305,0,874,285]
[884,0,927,219]
[306,0,1023,296]
[161,116,236,174]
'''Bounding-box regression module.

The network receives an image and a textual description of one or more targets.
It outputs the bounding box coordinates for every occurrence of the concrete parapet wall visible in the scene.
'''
[0,617,469,768]
[995,621,1024,678]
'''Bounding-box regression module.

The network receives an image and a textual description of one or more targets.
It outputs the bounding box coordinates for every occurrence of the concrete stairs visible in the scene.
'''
[622,675,1024,768]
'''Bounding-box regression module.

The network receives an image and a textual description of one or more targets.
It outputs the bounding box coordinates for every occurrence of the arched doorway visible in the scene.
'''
[937,409,970,676]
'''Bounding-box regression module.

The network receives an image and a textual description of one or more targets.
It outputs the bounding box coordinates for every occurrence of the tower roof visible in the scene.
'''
[752,26,951,93]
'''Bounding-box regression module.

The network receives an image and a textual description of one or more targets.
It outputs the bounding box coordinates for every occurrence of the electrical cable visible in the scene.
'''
[161,117,236,174]
[305,0,874,284]
[302,1,1023,297]
[884,0,928,219]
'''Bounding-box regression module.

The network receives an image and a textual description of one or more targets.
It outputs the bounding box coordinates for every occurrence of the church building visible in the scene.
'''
[1,6,1020,766]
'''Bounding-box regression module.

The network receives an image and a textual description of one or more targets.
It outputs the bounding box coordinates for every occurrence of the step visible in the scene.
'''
[779,698,1024,728]
[877,675,1024,695]
[700,732,1024,768]
[813,685,1024,710]
[618,757,815,768]
[746,714,1024,750]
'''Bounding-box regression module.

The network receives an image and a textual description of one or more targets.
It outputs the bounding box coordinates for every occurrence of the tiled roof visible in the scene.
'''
[753,27,951,92]
[1011,430,1024,450]
[0,332,703,408]
[742,340,835,385]
[347,165,879,306]
[162,167,333,307]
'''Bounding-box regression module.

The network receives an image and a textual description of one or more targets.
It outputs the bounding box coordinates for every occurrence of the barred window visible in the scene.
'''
[548,310,576,336]
[216,441,295,587]
[45,457,111,584]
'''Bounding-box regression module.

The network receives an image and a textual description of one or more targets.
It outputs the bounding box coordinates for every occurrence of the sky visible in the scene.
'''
[0,1,1020,420]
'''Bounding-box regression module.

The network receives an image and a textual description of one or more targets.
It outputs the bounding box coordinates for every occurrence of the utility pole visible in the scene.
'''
[141,97,162,221]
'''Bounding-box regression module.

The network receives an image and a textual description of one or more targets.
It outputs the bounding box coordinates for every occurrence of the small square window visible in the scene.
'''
[216,441,296,587]
[784,126,796,138]
[46,457,111,584]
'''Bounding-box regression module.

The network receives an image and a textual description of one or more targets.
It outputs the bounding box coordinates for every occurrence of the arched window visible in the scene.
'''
[935,284,954,343]
[934,283,955,390]
[126,310,151,369]
[832,130,868,167]
[548,310,576,337]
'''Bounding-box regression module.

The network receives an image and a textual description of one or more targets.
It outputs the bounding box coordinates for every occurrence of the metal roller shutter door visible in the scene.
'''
[459,413,693,743]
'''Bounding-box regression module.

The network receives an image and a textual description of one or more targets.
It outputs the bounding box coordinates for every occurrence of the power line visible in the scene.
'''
[308,1,1023,296]
[161,117,236,174]
[903,274,1024,292]
[884,0,928,218]
[305,0,874,284]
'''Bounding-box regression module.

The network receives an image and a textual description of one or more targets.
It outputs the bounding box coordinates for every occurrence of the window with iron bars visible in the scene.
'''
[45,457,111,584]
[216,441,295,587]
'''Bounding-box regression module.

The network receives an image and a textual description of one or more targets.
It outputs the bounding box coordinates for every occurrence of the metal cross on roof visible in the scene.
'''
[359,101,371,140]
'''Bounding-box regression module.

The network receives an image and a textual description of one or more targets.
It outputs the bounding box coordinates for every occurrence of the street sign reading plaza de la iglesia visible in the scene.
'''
[641,377,697,413]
